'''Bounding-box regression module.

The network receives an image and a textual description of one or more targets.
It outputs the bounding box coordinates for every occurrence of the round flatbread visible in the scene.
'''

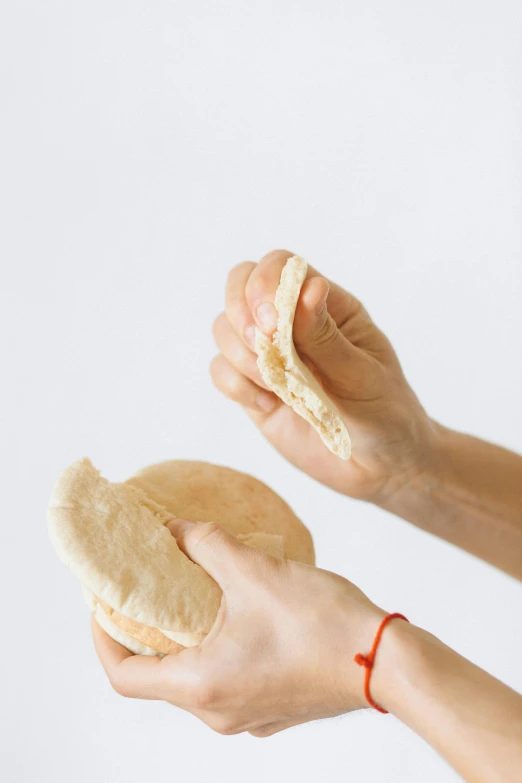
[48,458,314,655]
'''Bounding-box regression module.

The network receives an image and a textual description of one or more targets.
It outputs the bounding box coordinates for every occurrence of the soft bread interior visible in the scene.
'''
[256,256,351,460]
[96,598,185,656]
[94,603,159,656]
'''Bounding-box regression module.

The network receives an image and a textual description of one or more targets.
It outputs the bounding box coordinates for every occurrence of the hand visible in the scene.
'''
[92,522,522,776]
[211,249,436,502]
[92,520,385,737]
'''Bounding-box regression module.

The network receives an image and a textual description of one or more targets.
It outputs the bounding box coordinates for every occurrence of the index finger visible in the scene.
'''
[245,250,357,335]
[225,250,361,347]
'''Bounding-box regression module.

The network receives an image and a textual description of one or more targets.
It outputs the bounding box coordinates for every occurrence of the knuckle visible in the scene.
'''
[246,250,293,305]
[211,312,226,342]
[210,718,241,736]
[109,673,128,698]
[226,299,246,328]
[211,363,249,403]
[260,248,292,263]
[225,371,246,398]
[228,337,250,369]
[209,354,225,384]
[249,726,272,739]
[312,313,338,348]
[196,521,224,547]
[227,261,255,286]
[189,522,232,561]
[191,679,220,711]
[185,521,226,562]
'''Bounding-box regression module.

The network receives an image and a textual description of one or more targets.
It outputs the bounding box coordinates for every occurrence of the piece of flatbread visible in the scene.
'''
[49,458,314,655]
[49,458,222,641]
[255,256,351,460]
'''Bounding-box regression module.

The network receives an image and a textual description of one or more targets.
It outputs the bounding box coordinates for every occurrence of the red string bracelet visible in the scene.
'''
[354,612,409,714]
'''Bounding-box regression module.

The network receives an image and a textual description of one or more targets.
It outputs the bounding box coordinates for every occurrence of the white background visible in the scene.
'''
[1,2,521,782]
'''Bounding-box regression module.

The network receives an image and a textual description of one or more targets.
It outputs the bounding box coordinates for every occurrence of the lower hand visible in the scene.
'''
[92,520,385,736]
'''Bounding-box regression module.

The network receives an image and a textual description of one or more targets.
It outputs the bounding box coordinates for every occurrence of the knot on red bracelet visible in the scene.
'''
[354,652,373,668]
[354,612,409,714]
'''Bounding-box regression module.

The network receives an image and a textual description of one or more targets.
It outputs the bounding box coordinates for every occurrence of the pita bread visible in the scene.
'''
[93,603,160,656]
[126,460,312,564]
[255,256,351,460]
[48,458,314,656]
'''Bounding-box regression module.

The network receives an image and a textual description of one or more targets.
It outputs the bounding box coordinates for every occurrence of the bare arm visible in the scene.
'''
[212,249,522,579]
[381,424,522,580]
[373,618,522,783]
[93,522,522,781]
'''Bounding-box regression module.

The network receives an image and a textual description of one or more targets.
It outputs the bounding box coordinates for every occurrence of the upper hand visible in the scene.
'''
[211,249,435,502]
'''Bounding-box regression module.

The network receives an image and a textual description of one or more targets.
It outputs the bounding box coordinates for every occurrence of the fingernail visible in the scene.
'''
[314,286,329,316]
[256,302,278,334]
[245,324,256,349]
[257,391,277,413]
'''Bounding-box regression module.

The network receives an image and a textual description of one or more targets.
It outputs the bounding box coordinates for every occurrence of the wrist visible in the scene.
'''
[376,419,449,516]
[370,616,447,720]
[369,617,421,714]
[368,607,522,779]
[330,592,387,713]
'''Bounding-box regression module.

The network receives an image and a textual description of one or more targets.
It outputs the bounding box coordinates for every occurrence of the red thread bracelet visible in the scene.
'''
[354,612,409,714]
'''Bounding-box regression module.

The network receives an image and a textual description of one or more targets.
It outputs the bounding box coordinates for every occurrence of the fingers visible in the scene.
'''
[212,312,268,389]
[225,250,300,344]
[93,611,307,737]
[226,249,369,338]
[291,277,381,400]
[244,249,295,335]
[92,613,134,666]
[92,616,167,700]
[293,280,359,390]
[92,616,205,706]
[297,276,330,317]
[210,354,278,413]
[165,519,264,589]
[243,249,367,332]
[219,249,381,403]
[225,261,258,348]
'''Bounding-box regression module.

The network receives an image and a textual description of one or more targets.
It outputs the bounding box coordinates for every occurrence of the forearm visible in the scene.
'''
[372,619,522,782]
[380,423,522,579]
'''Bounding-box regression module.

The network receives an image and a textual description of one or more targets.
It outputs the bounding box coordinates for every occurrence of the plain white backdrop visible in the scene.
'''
[1,2,521,782]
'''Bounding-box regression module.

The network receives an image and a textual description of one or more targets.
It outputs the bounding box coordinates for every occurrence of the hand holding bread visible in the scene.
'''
[46,250,522,778]
[92,518,385,737]
[211,249,436,503]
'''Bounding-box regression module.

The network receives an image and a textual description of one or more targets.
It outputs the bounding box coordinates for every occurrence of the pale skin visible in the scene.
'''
[93,249,522,781]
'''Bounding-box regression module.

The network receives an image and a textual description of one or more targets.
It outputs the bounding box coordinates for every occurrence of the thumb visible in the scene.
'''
[293,277,373,399]
[165,519,254,589]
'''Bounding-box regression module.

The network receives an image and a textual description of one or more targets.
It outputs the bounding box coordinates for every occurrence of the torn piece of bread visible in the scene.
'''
[255,256,351,460]
[49,458,315,656]
[48,458,222,641]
